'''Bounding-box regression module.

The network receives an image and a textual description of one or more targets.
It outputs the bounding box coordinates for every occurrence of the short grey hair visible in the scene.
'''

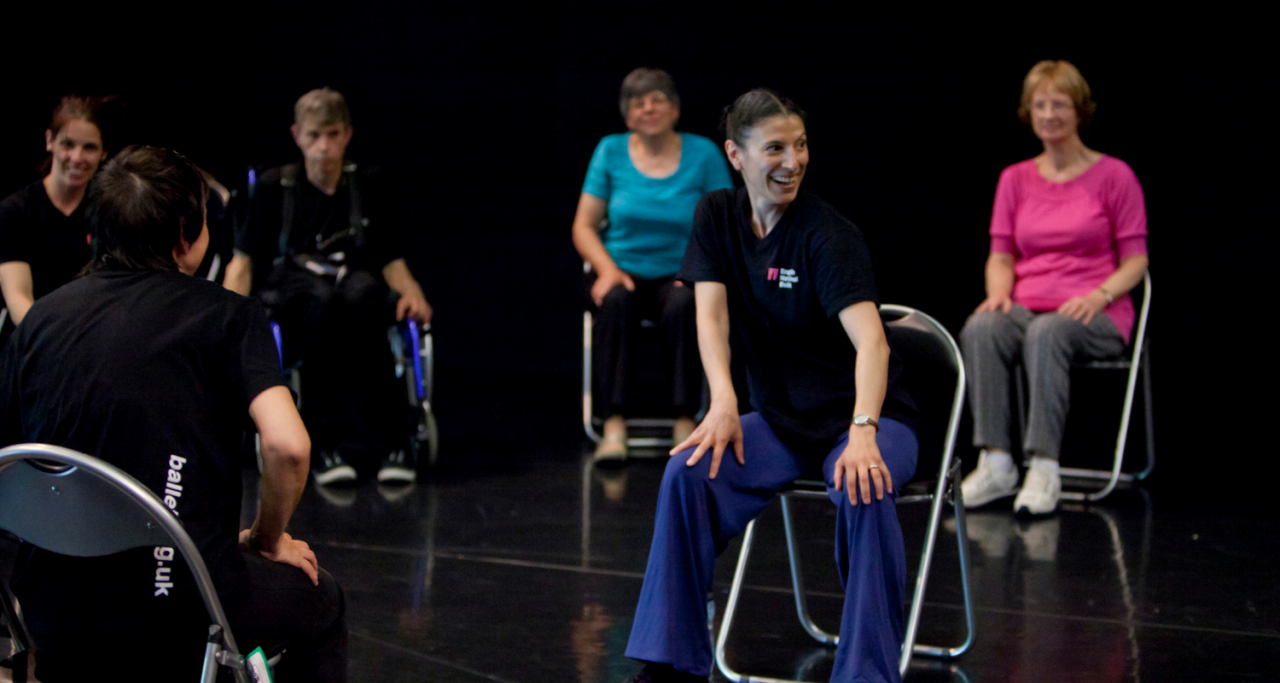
[618,68,680,118]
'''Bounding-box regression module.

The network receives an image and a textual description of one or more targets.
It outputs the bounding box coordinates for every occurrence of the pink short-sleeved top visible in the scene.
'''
[989,155,1148,343]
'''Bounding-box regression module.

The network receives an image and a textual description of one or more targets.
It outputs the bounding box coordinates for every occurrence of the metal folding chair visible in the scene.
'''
[714,304,976,682]
[1015,271,1154,502]
[0,444,257,682]
[262,318,439,466]
[581,262,707,451]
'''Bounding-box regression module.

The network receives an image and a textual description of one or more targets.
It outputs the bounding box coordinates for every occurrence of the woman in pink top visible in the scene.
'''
[959,61,1150,515]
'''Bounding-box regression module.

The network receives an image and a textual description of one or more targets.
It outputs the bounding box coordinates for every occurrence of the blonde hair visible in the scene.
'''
[1017,60,1096,133]
[294,88,351,128]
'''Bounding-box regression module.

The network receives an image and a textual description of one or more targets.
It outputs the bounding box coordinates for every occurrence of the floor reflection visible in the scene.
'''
[222,453,1280,683]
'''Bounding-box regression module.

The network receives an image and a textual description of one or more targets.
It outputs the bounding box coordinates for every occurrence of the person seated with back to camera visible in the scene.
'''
[571,67,733,463]
[959,60,1150,516]
[0,145,347,682]
[621,89,919,683]
[0,95,115,345]
[224,87,432,486]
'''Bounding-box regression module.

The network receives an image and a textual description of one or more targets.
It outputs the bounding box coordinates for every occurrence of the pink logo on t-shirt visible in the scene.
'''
[766,268,779,281]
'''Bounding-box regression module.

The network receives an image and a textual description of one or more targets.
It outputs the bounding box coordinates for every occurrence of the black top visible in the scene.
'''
[0,270,284,610]
[0,180,92,300]
[236,162,400,287]
[678,188,917,443]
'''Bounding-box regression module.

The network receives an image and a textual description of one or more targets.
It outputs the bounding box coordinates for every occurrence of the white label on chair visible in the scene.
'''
[247,647,273,682]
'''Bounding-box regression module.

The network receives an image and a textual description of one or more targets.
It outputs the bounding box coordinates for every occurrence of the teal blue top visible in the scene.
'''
[582,132,733,279]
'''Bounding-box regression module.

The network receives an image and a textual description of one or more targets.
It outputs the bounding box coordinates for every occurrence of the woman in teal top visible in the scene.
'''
[571,68,733,462]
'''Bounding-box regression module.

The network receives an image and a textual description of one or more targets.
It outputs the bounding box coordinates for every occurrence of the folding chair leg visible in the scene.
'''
[901,460,976,678]
[910,466,976,661]
[781,495,838,645]
[714,519,756,683]
[1135,345,1155,481]
[0,579,31,656]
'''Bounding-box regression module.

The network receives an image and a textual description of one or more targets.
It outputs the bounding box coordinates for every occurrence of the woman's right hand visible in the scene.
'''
[974,294,1013,314]
[672,405,744,479]
[591,267,636,306]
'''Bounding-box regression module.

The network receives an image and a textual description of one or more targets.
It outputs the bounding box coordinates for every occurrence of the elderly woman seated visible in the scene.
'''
[960,60,1150,516]
[571,67,733,463]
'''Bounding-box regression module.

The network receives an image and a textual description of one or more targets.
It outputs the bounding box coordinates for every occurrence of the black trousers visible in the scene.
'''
[16,547,347,683]
[589,273,701,419]
[264,266,406,456]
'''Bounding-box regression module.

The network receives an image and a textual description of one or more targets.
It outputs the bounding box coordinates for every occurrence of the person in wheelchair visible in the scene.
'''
[0,146,347,682]
[621,90,918,683]
[571,68,733,463]
[0,95,116,346]
[958,61,1150,516]
[224,88,431,485]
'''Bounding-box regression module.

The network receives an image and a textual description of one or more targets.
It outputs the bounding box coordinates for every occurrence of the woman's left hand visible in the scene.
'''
[1057,290,1108,325]
[833,427,892,505]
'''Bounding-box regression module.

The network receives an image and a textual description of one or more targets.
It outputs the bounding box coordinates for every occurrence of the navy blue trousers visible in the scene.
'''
[625,413,918,683]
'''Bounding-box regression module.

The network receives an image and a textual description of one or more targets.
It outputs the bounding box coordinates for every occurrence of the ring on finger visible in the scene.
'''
[868,464,880,470]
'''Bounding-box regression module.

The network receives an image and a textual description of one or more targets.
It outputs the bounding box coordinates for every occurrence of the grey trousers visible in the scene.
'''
[960,304,1126,460]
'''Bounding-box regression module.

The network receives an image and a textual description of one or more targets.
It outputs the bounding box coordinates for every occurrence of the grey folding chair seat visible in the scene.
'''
[714,304,976,682]
[1014,271,1154,501]
[0,444,259,683]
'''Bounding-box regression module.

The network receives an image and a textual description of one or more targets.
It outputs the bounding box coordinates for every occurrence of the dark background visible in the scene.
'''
[2,5,1271,512]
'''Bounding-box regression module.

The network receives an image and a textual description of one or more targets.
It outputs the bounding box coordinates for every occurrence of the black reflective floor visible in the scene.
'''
[230,444,1280,683]
[6,443,1276,683]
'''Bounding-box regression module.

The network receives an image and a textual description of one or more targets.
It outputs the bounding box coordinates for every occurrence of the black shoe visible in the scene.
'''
[622,664,709,683]
[312,451,357,485]
[377,449,417,484]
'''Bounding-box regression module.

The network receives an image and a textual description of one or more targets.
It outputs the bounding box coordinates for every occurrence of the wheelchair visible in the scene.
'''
[259,313,439,471]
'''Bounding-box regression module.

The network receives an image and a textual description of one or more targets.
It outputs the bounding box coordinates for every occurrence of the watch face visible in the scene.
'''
[854,415,869,425]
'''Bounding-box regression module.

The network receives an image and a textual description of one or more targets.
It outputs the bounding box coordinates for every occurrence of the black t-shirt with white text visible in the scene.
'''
[0,269,284,645]
[0,180,92,299]
[678,188,917,444]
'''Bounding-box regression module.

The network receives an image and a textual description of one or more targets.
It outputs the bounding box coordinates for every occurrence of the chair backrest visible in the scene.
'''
[0,443,240,656]
[880,305,966,485]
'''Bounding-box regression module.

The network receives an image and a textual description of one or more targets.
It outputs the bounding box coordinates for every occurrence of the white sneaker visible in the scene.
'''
[1013,465,1061,515]
[960,452,1020,508]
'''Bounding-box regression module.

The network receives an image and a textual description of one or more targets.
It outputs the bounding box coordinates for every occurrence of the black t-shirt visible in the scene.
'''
[0,269,284,641]
[0,180,92,299]
[236,162,400,287]
[678,188,917,443]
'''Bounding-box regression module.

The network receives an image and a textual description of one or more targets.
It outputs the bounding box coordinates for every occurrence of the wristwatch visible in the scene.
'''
[853,414,880,432]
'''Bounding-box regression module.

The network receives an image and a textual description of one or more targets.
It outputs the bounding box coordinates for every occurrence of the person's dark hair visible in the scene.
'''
[618,68,680,118]
[39,94,120,175]
[85,146,207,273]
[721,88,806,147]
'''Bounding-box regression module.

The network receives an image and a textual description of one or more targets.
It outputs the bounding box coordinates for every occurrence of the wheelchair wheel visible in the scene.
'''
[422,407,439,466]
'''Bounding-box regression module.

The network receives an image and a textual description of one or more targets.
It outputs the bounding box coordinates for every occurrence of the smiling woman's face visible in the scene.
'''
[727,114,808,209]
[1030,83,1080,145]
[45,118,105,189]
[625,90,680,137]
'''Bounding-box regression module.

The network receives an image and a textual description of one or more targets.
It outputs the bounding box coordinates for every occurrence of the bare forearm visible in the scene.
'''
[698,307,736,407]
[253,447,308,552]
[382,258,423,297]
[248,386,310,553]
[852,338,889,422]
[985,252,1015,299]
[224,252,252,296]
[0,261,36,324]
[572,219,620,275]
[1098,255,1148,299]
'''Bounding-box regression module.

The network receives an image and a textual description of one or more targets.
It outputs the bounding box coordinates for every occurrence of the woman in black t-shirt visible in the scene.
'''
[0,95,113,333]
[621,90,917,683]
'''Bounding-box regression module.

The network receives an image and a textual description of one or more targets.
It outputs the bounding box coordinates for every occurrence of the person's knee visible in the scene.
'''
[1024,313,1078,355]
[960,310,1008,348]
[599,283,634,312]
